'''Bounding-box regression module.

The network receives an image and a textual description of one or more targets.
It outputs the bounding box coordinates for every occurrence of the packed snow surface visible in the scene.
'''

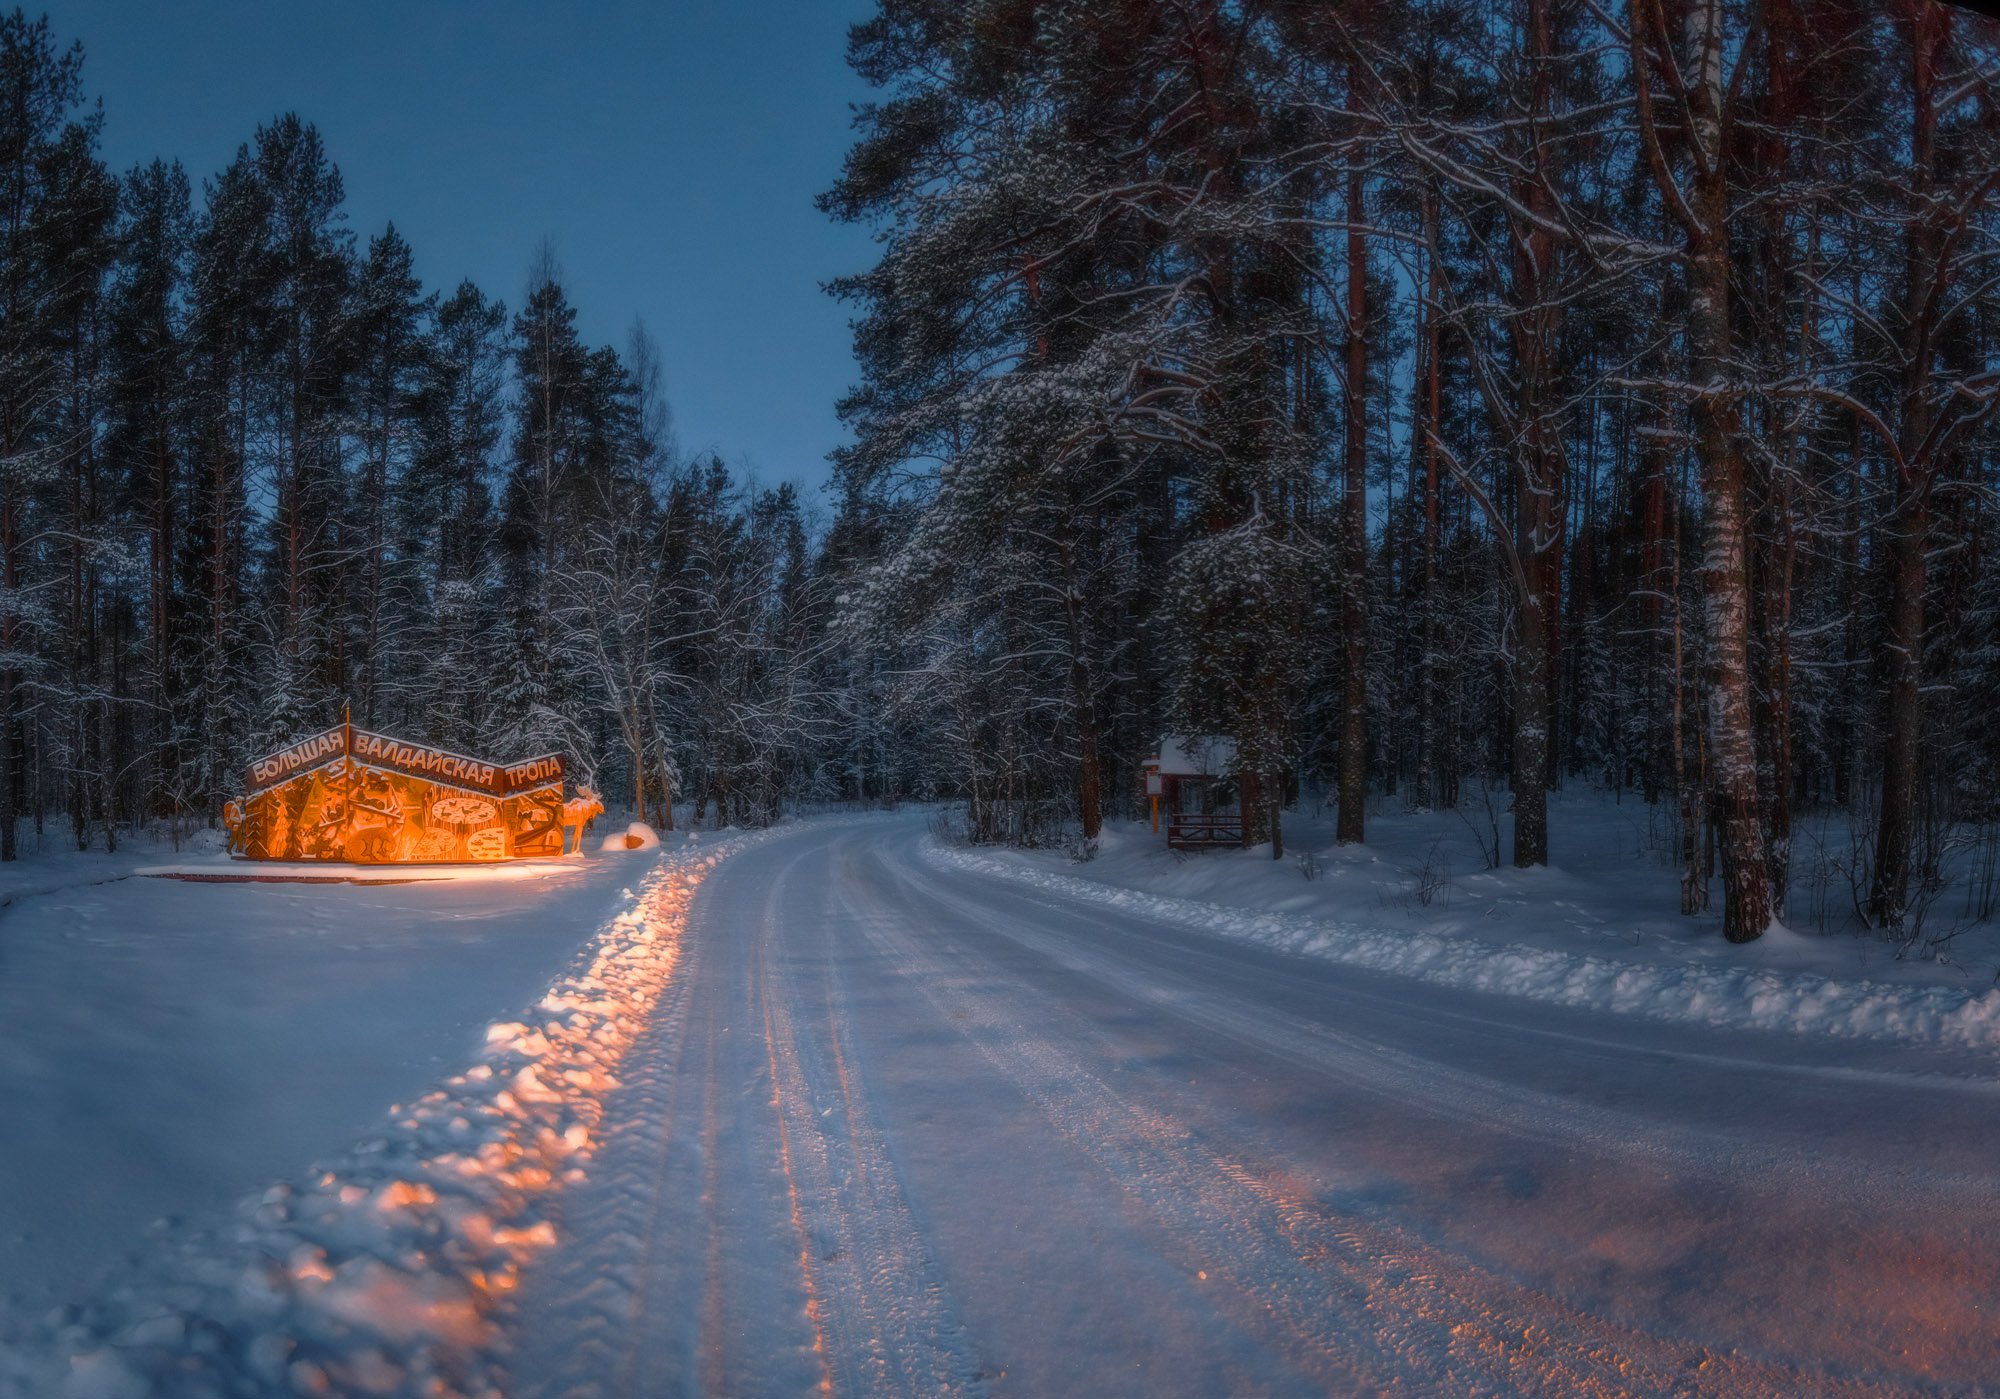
[5,810,1998,1395]
[509,816,2000,1395]
[930,842,2000,1054]
[0,850,628,1327]
[0,828,765,1396]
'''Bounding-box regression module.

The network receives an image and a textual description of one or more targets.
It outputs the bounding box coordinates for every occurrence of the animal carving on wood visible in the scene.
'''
[232,728,569,862]
[562,786,604,854]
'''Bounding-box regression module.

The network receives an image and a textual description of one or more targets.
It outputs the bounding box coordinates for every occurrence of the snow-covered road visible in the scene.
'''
[503,817,2000,1396]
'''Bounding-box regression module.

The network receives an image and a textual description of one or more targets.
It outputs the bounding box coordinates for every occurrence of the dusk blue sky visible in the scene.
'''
[57,0,878,503]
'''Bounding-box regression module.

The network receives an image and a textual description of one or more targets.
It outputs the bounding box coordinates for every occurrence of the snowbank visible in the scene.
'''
[927,840,2000,1054]
[132,856,587,883]
[0,831,771,1399]
[597,821,660,852]
[0,861,648,1331]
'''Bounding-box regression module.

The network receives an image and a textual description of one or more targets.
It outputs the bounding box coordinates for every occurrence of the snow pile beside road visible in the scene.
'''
[1,832,764,1399]
[597,821,660,852]
[131,857,588,883]
[928,841,2000,1054]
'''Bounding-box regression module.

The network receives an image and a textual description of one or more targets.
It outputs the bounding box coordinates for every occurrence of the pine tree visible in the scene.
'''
[402,279,505,750]
[105,158,192,818]
[0,12,100,857]
[252,114,353,733]
[347,223,427,729]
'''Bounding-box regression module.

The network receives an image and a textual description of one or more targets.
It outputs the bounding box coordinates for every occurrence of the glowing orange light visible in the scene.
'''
[223,724,603,863]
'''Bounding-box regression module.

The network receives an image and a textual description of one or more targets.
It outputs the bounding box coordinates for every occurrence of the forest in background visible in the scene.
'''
[0,2,1996,949]
[0,11,833,857]
[824,0,2000,945]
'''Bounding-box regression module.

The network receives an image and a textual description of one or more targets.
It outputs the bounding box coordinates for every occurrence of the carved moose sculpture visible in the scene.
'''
[562,786,604,854]
[222,799,250,856]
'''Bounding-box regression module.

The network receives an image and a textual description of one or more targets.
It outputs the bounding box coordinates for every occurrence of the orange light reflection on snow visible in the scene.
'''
[269,859,716,1393]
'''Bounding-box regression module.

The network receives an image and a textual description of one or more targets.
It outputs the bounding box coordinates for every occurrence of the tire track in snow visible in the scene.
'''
[506,836,832,1398]
[836,846,1390,1394]
[752,863,839,1394]
[495,865,712,1396]
[752,837,985,1397]
[613,953,708,1397]
[909,838,2000,1379]
[4,837,764,1399]
[912,857,2000,1211]
[694,974,749,1396]
[506,821,979,1399]
[853,839,1907,1398]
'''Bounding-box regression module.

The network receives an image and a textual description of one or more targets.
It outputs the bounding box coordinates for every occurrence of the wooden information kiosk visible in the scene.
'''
[224,724,585,862]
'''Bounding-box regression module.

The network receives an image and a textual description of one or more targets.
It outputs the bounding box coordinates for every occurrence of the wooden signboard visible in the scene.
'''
[228,725,576,863]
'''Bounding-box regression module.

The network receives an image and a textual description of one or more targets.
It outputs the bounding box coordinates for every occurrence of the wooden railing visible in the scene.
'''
[1166,812,1244,849]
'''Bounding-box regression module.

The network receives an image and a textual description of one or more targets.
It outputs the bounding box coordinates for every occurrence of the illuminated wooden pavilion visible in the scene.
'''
[226,723,575,863]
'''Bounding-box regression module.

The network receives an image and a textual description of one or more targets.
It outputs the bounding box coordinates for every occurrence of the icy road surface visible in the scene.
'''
[505,818,2000,1396]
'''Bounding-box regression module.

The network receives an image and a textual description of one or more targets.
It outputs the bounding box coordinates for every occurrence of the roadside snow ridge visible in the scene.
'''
[928,841,2000,1054]
[3,833,767,1399]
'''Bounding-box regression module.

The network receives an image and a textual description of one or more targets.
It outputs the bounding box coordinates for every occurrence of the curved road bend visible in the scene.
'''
[508,816,2000,1397]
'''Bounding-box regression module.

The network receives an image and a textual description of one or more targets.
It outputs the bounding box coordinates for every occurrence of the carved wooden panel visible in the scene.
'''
[230,728,568,863]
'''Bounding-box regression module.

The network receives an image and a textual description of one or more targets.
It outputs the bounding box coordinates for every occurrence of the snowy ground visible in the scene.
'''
[1218,792,1999,984]
[934,793,2000,1047]
[4,809,1998,1395]
[515,815,2000,1394]
[0,834,662,1360]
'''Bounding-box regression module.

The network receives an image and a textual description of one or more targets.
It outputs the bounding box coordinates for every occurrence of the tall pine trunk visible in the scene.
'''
[1633,0,1772,939]
[1414,195,1441,810]
[1870,0,1946,926]
[1337,140,1368,845]
[1512,558,1551,867]
[1688,197,1771,941]
[1507,0,1560,867]
[0,491,15,862]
